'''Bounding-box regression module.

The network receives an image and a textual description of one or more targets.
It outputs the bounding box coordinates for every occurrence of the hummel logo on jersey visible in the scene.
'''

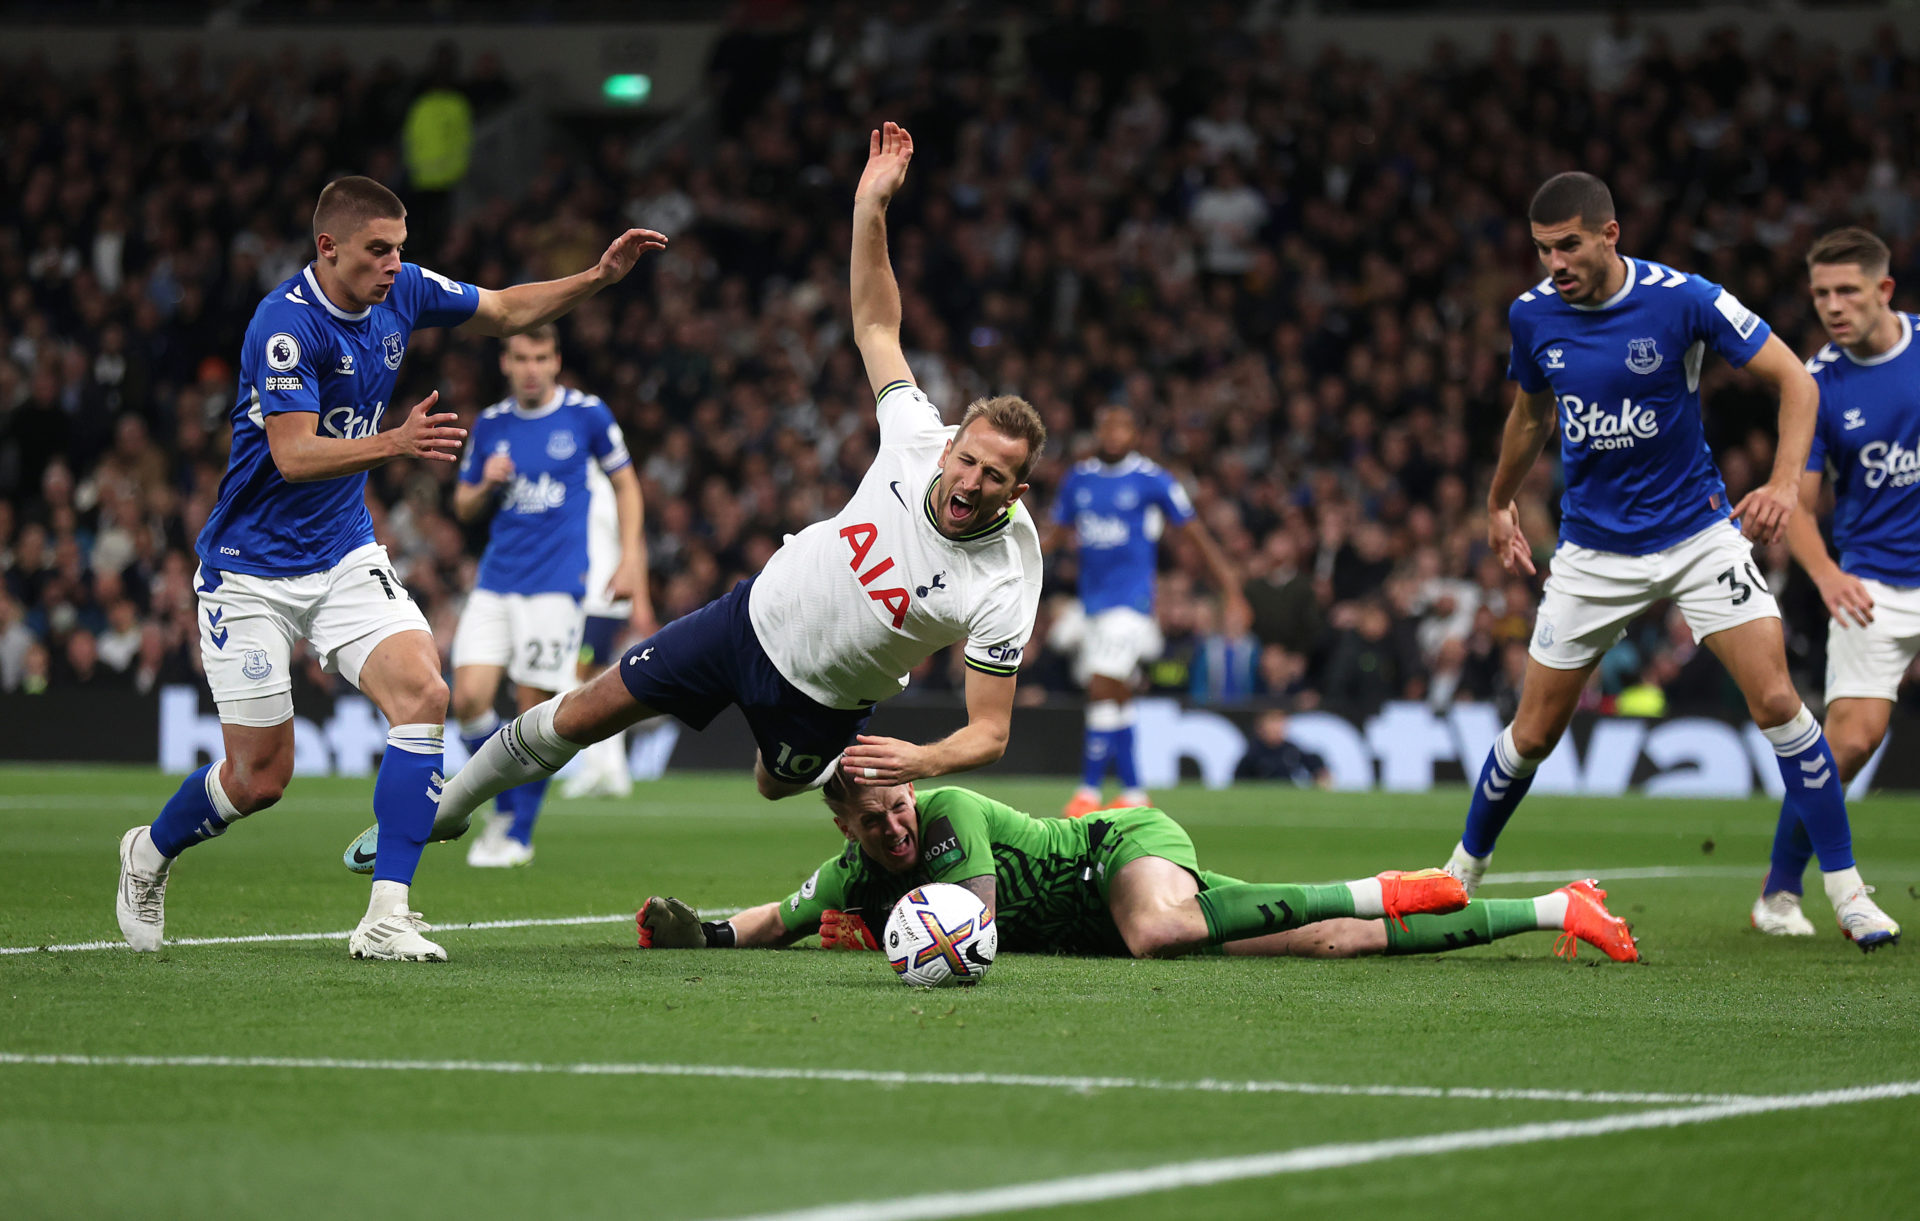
[1625,337,1663,375]
[1844,408,1866,431]
[1545,348,1566,369]
[337,353,355,374]
[1560,394,1659,451]
[916,573,946,597]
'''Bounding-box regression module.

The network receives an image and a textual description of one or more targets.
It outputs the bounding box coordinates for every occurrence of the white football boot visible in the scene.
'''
[348,910,447,961]
[116,827,171,951]
[1441,841,1490,898]
[1750,889,1817,937]
[466,814,533,868]
[1832,886,1901,952]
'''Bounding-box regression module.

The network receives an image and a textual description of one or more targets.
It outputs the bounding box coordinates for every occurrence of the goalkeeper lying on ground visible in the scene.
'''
[637,773,1639,962]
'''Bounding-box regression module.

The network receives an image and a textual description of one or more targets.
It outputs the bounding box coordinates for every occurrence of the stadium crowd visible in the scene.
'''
[2,5,1917,720]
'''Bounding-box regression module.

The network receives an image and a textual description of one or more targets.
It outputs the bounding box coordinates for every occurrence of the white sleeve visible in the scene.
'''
[875,380,952,451]
[963,513,1043,677]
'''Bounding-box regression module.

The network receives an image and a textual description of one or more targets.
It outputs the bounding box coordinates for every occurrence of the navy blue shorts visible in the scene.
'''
[618,577,873,784]
[578,614,625,667]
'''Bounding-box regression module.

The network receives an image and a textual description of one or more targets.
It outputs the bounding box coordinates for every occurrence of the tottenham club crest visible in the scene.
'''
[1625,337,1663,375]
[382,332,405,370]
[241,649,273,680]
[266,332,301,372]
[547,429,577,460]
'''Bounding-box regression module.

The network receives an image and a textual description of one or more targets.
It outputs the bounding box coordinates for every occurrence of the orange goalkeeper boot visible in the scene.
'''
[1062,790,1104,819]
[1553,878,1640,963]
[1377,868,1470,929]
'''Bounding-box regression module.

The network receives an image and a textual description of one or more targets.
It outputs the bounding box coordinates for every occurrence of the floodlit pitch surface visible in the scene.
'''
[2,767,1916,1220]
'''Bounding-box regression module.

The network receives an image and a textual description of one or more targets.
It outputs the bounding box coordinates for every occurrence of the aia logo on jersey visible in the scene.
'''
[1625,337,1663,375]
[840,522,912,628]
[382,332,404,370]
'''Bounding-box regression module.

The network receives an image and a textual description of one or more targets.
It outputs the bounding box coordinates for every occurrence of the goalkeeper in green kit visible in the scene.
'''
[637,773,1639,963]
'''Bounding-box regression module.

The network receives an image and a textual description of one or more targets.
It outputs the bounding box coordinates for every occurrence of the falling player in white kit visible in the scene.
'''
[114,175,666,960]
[1756,228,1915,942]
[344,121,1046,857]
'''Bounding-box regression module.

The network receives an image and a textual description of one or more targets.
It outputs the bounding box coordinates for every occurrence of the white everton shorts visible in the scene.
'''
[1826,578,1920,702]
[451,588,584,692]
[1051,605,1164,685]
[195,542,430,724]
[1530,523,1779,670]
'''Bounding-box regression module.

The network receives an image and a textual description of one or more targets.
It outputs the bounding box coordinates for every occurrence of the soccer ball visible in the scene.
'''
[883,883,997,988]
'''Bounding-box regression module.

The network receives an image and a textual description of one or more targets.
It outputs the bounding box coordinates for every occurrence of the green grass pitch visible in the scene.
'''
[3,765,1917,1220]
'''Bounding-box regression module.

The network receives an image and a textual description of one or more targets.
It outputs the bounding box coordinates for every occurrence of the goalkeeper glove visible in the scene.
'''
[819,909,880,951]
[637,896,705,948]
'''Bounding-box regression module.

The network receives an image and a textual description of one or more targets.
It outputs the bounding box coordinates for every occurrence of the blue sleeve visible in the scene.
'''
[586,399,632,473]
[1687,274,1770,368]
[1506,304,1549,392]
[249,310,326,416]
[1154,470,1196,525]
[397,262,481,330]
[458,415,489,485]
[1050,471,1076,524]
[1807,378,1832,472]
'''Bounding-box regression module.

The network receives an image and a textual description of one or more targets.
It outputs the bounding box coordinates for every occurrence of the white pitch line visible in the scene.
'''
[702,1080,1920,1221]
[0,910,740,956]
[1480,864,1767,885]
[0,1051,1760,1108]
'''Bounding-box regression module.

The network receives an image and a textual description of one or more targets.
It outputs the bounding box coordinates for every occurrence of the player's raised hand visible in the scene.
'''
[637,896,704,949]
[842,733,930,785]
[1816,568,1876,628]
[819,909,881,951]
[1732,480,1795,545]
[593,228,669,287]
[854,121,914,209]
[394,391,466,463]
[1488,502,1535,576]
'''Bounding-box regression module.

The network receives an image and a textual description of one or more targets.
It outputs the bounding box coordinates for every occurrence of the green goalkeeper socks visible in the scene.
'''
[1384,899,1540,955]
[1195,883,1356,944]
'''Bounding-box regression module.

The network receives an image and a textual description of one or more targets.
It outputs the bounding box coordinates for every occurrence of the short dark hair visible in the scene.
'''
[820,769,853,815]
[955,394,1047,482]
[1528,172,1616,231]
[312,176,406,245]
[506,323,561,350]
[1806,227,1891,278]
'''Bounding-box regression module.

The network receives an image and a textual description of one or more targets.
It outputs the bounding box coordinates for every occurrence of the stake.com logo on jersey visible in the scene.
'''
[1558,393,1660,452]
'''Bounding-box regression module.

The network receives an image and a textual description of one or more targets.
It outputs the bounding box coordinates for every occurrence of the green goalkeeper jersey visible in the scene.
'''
[777,787,1213,956]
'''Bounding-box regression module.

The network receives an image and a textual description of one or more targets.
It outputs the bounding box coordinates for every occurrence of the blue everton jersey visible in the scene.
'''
[1806,312,1920,585]
[198,262,480,577]
[462,388,631,598]
[1508,256,1770,555]
[1051,454,1194,614]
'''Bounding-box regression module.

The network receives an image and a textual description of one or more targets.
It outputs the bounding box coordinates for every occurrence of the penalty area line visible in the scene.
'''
[701,1079,1920,1221]
[0,1051,1760,1109]
[0,910,741,956]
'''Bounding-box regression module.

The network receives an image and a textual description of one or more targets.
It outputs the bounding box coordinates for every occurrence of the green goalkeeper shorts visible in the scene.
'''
[1087,807,1241,900]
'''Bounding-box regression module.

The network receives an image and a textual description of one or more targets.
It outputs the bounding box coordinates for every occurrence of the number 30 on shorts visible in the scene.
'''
[1717,563,1769,606]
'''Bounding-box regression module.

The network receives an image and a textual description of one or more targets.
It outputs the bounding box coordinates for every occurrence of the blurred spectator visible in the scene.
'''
[1189,596,1261,704]
[1234,709,1331,787]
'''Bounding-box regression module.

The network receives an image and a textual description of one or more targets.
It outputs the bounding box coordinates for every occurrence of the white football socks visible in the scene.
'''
[367,880,409,921]
[1345,877,1385,918]
[1822,865,1867,909]
[1533,892,1570,929]
[437,697,582,826]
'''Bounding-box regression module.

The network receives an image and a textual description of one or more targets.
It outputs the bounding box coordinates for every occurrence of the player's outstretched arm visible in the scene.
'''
[850,121,916,398]
[458,229,668,338]
[606,464,657,636]
[1485,386,1556,575]
[265,391,465,483]
[843,668,1016,785]
[1786,468,1875,627]
[1730,334,1819,545]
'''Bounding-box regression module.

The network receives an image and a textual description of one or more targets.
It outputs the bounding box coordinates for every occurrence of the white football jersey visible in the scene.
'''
[749,380,1041,708]
[580,458,629,617]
